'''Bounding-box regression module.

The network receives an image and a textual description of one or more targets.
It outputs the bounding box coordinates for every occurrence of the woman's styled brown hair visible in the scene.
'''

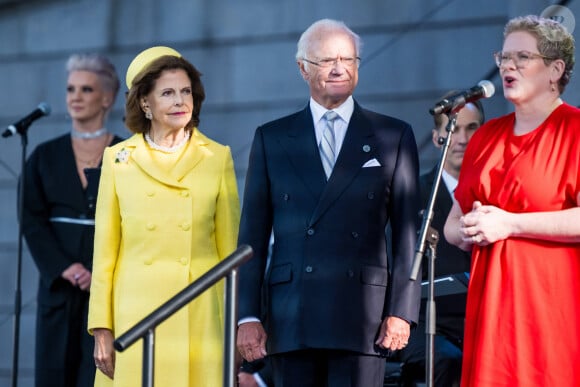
[124,55,205,134]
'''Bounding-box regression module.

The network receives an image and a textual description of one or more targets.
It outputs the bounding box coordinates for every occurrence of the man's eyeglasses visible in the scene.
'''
[301,56,361,68]
[493,50,555,68]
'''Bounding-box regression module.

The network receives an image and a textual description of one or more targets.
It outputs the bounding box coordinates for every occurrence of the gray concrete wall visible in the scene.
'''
[0,0,578,385]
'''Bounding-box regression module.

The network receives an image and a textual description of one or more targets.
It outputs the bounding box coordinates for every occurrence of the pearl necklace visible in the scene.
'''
[71,128,108,139]
[145,130,191,153]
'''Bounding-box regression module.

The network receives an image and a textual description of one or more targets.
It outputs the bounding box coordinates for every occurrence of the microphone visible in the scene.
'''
[429,80,495,115]
[2,102,51,138]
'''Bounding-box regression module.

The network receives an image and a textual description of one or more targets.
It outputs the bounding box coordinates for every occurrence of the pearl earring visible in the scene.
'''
[145,110,153,120]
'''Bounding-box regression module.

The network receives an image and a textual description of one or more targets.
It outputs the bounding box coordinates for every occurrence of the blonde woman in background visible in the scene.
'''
[22,53,122,387]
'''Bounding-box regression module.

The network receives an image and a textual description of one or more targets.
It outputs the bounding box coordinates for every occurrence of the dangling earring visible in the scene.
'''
[551,83,556,92]
[143,104,152,120]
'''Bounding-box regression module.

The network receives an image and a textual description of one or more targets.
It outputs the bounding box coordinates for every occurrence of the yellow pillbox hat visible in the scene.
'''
[125,46,181,89]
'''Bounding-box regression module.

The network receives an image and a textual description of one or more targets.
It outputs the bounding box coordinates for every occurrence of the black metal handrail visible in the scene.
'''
[114,244,253,387]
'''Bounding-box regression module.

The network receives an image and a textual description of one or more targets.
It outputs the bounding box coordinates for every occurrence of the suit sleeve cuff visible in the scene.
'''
[254,372,268,387]
[238,316,261,326]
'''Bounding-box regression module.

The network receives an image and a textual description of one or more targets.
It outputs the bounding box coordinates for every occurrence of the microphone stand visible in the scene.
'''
[409,109,459,387]
[6,123,31,387]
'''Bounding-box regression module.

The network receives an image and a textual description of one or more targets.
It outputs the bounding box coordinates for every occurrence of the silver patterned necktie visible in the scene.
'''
[320,110,338,179]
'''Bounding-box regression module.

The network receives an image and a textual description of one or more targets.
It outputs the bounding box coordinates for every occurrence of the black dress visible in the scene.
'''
[22,133,123,387]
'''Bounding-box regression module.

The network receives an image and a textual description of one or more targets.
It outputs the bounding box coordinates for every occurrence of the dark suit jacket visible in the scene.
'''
[418,166,471,341]
[238,101,421,356]
[419,167,471,278]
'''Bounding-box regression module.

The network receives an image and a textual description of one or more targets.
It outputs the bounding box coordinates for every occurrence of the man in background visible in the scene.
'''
[397,96,484,387]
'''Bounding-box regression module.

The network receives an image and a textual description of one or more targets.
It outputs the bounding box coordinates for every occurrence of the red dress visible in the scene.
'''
[455,103,580,386]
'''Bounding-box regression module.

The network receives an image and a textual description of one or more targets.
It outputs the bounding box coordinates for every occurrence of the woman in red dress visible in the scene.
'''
[444,15,580,386]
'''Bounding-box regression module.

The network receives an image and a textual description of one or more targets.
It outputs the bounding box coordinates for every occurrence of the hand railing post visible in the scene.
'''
[114,245,253,387]
[142,328,155,387]
[223,269,238,387]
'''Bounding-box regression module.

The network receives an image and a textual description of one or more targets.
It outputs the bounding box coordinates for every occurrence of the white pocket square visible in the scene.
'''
[362,158,381,168]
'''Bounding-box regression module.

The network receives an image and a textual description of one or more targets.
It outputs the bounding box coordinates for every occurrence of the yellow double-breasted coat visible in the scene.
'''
[88,130,240,387]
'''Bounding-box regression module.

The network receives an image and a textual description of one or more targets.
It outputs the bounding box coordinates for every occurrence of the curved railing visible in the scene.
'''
[114,244,253,387]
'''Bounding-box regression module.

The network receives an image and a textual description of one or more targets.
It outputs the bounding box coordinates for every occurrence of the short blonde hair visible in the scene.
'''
[66,53,120,107]
[504,15,575,92]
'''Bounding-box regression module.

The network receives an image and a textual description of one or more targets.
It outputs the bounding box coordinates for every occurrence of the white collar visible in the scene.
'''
[309,96,354,124]
[441,169,458,195]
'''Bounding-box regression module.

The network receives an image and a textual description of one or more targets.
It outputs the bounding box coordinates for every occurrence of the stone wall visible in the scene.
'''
[0,0,577,384]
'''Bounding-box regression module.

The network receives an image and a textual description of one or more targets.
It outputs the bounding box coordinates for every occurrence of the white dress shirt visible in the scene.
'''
[310,96,354,157]
[441,169,458,196]
[238,99,355,327]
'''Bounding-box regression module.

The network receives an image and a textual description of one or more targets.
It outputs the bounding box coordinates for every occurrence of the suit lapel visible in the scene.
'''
[437,175,453,211]
[424,167,454,222]
[427,167,454,210]
[171,129,207,181]
[309,103,375,225]
[279,107,327,199]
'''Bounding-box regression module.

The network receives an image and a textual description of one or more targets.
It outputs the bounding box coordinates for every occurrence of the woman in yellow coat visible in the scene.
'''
[88,46,240,387]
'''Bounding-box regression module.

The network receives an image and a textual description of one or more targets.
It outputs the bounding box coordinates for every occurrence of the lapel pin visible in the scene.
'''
[362,145,371,153]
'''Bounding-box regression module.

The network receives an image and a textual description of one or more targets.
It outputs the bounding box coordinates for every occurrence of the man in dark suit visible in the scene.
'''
[237,18,421,387]
[396,97,484,387]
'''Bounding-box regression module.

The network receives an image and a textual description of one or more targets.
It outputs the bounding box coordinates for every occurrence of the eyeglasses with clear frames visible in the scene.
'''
[493,50,555,68]
[301,56,361,68]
